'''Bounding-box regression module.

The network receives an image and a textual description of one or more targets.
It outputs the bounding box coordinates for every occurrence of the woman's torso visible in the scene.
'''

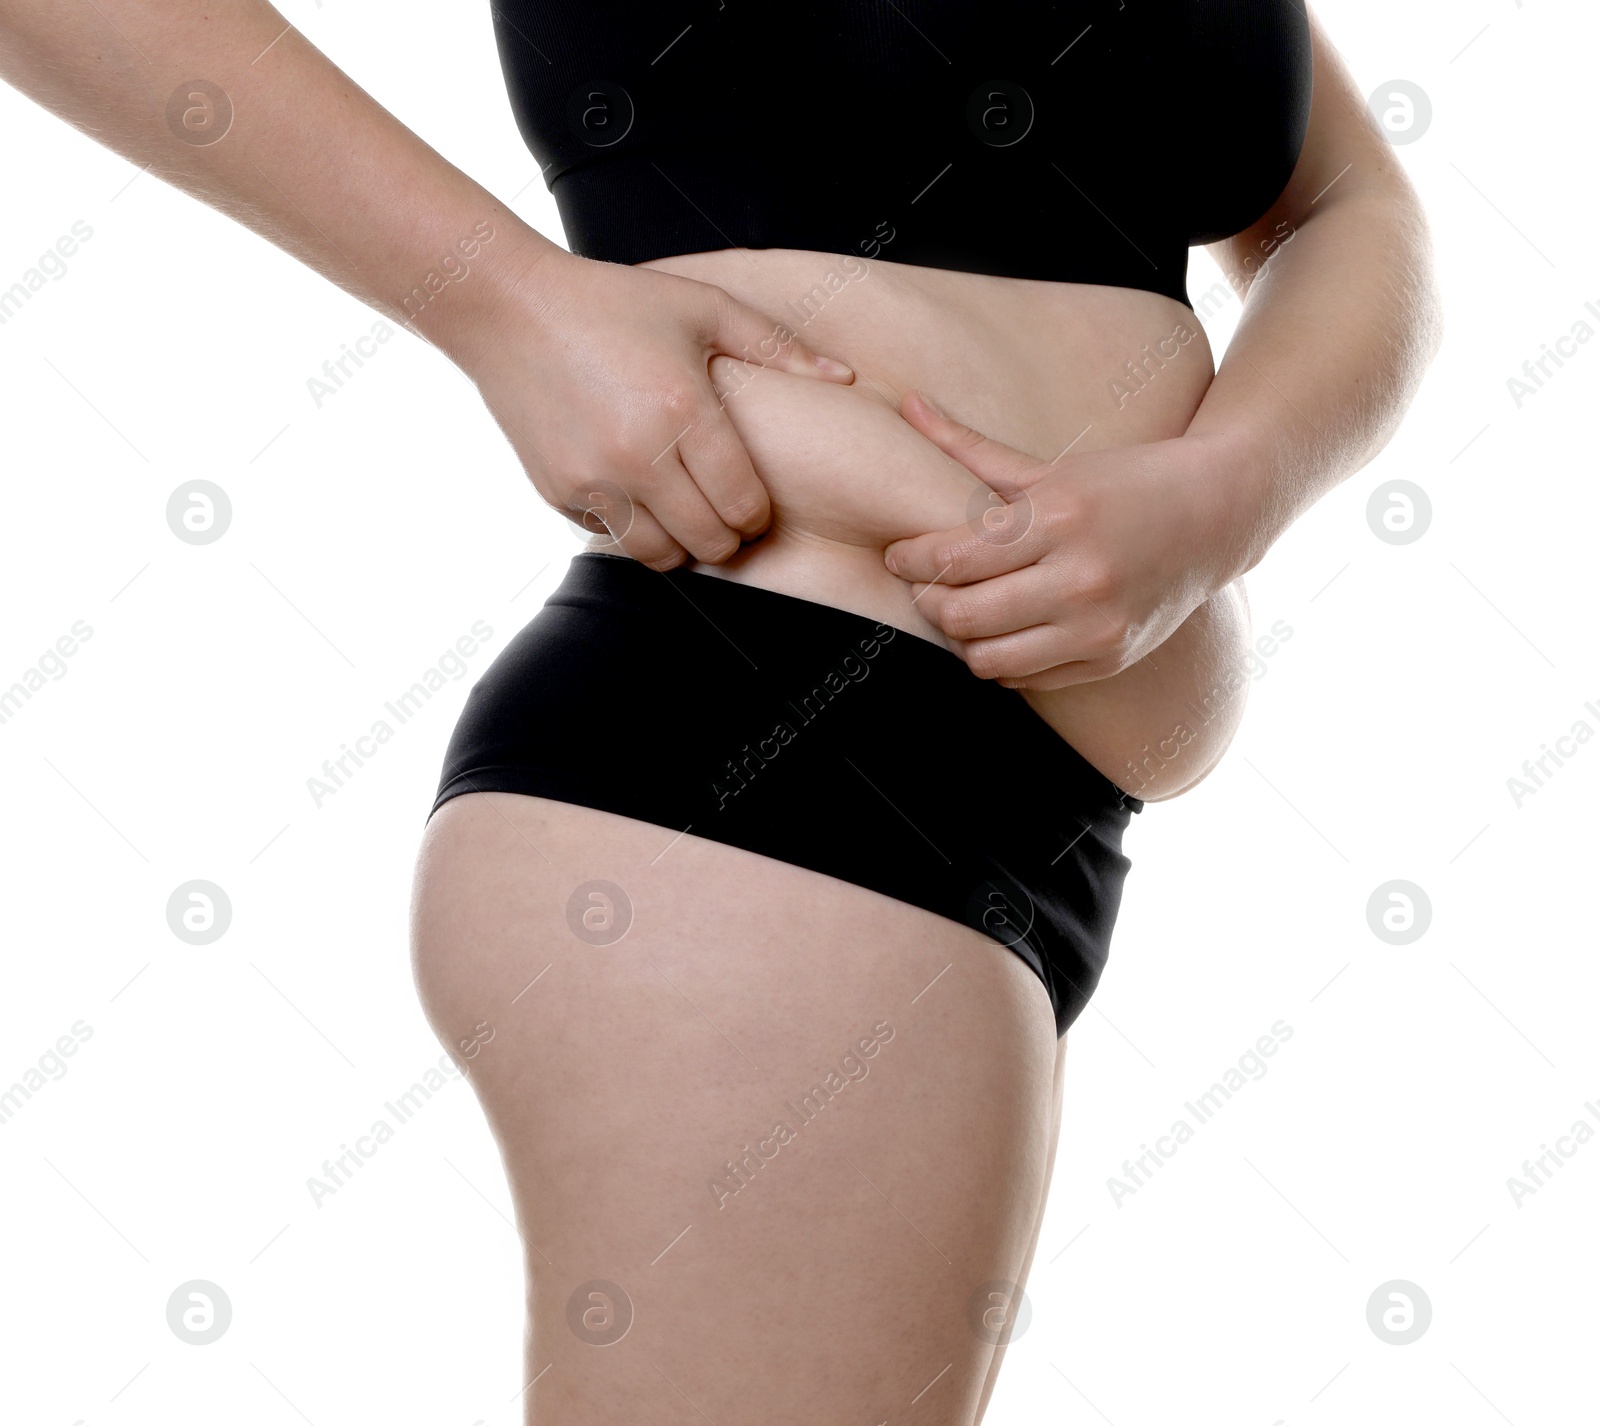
[496,0,1316,797]
[586,248,1251,801]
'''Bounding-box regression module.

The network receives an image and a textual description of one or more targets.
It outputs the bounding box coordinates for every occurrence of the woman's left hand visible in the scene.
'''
[882,389,1238,691]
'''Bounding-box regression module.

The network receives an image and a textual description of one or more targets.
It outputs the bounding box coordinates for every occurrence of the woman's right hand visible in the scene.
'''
[454,242,857,570]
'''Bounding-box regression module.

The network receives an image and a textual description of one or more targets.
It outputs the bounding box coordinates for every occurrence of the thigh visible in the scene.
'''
[410,790,1063,1426]
[972,1032,1068,1423]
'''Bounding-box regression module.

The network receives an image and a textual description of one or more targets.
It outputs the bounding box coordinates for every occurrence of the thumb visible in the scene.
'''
[901,389,1045,498]
[707,289,856,384]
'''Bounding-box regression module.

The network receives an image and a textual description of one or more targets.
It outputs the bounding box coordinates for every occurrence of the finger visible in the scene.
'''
[706,288,855,384]
[954,621,1097,683]
[997,661,1103,692]
[899,389,1046,498]
[571,497,691,571]
[907,563,1064,644]
[630,447,748,565]
[676,388,773,542]
[884,507,1049,586]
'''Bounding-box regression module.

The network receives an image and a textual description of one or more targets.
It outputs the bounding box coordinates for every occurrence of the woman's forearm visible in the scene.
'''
[1183,173,1446,592]
[0,0,556,367]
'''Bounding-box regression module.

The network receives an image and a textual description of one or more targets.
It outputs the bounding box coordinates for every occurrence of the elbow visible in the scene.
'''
[1410,220,1447,369]
[1421,277,1446,373]
[1422,264,1447,365]
[1391,177,1448,367]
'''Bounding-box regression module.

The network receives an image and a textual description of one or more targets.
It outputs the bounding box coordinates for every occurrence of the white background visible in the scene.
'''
[1,2,1593,1423]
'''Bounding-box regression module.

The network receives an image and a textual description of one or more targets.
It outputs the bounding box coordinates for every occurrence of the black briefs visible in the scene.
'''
[429,552,1144,1037]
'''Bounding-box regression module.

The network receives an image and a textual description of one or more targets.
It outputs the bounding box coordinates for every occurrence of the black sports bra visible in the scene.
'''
[490,1,1313,312]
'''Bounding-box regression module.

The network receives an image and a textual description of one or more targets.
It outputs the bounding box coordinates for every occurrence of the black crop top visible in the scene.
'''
[489,0,1313,312]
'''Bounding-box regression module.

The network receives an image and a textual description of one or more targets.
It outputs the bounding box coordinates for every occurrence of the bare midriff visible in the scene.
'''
[596,248,1254,801]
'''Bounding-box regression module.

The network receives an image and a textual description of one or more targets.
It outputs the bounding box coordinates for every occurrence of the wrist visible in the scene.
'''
[1178,426,1286,594]
[391,209,573,372]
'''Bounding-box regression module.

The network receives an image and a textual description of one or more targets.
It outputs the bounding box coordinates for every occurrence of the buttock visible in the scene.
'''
[428,551,1144,1037]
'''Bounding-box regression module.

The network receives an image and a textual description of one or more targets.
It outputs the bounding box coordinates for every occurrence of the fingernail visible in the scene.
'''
[885,550,899,574]
[917,389,944,417]
[814,354,854,378]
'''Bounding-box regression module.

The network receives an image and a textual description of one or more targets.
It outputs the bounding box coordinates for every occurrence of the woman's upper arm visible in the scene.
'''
[1206,4,1423,281]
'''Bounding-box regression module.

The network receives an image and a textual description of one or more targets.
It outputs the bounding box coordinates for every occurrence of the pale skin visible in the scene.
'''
[1,3,1442,1422]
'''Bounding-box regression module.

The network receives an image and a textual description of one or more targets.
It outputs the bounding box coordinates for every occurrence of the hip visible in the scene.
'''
[431,550,1144,1037]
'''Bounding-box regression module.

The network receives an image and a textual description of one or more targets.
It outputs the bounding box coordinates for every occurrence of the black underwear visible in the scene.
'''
[428,552,1143,1037]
